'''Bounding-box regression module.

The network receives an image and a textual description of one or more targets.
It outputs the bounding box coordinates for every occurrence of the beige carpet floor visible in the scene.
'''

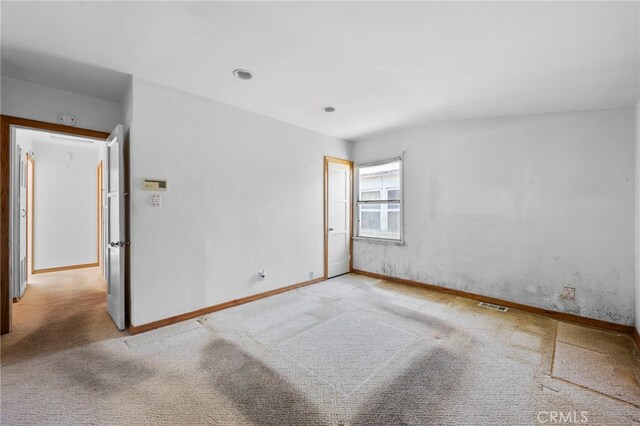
[1,272,639,425]
[1,267,125,366]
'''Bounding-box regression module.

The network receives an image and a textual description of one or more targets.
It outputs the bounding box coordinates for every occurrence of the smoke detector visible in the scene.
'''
[57,113,77,126]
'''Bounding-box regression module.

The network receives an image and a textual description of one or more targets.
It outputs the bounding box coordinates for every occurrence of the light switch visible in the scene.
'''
[151,194,161,207]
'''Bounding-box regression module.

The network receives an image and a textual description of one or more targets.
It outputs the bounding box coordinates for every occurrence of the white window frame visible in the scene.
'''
[353,156,404,245]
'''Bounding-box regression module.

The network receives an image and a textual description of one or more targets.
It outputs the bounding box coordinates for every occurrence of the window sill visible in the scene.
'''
[352,236,406,246]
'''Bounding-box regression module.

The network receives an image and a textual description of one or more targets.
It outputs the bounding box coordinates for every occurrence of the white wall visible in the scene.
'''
[1,76,121,132]
[28,137,101,270]
[636,101,640,332]
[129,78,351,326]
[353,107,636,326]
[121,78,133,137]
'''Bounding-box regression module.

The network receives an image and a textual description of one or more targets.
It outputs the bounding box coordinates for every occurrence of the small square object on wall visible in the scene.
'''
[143,178,168,191]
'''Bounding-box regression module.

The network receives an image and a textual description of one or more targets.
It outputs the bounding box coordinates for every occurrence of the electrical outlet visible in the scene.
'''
[151,194,161,207]
[561,287,575,300]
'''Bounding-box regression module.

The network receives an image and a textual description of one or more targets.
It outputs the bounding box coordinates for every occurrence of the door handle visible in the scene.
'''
[328,228,334,231]
[110,241,130,248]
[21,209,26,218]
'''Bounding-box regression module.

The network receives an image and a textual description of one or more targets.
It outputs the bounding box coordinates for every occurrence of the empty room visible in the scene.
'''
[1,1,639,425]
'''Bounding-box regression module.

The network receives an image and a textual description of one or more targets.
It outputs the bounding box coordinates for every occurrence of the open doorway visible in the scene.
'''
[1,116,127,351]
[14,127,104,279]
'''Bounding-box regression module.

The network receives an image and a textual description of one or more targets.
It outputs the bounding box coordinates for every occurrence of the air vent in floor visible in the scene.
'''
[478,302,508,312]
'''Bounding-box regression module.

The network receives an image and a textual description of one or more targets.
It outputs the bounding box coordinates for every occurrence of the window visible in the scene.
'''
[354,157,403,243]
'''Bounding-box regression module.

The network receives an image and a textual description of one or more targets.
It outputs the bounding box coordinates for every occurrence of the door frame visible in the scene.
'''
[26,153,33,277]
[1,115,110,335]
[323,156,354,279]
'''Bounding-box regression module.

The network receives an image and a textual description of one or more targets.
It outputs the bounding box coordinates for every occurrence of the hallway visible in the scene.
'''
[1,267,124,366]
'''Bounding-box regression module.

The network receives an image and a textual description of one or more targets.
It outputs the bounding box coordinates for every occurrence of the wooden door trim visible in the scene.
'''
[97,161,103,267]
[1,115,109,335]
[323,156,354,279]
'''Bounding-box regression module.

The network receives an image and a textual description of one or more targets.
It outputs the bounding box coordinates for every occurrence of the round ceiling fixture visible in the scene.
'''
[323,106,336,113]
[233,69,252,80]
[57,113,77,126]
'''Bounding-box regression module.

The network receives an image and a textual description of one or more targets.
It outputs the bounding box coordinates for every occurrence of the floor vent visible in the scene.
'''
[478,302,509,312]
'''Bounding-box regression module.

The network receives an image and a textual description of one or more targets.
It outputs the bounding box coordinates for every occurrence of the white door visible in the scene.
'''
[106,125,126,330]
[327,160,351,278]
[26,155,34,292]
[17,148,27,298]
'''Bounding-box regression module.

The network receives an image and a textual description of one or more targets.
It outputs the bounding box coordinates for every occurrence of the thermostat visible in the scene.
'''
[143,178,168,191]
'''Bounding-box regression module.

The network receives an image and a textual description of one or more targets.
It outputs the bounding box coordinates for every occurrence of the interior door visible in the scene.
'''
[26,154,34,290]
[17,148,27,298]
[105,125,126,330]
[327,159,351,278]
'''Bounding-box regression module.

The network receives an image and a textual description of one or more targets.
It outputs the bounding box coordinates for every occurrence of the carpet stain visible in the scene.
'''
[7,312,91,360]
[350,347,465,425]
[375,303,455,333]
[1,267,124,366]
[60,347,157,395]
[200,339,328,425]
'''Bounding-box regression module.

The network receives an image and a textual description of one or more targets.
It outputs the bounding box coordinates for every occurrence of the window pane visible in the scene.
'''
[360,190,381,201]
[361,211,381,230]
[358,161,400,201]
[388,211,400,233]
[358,204,400,240]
